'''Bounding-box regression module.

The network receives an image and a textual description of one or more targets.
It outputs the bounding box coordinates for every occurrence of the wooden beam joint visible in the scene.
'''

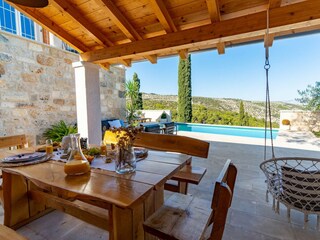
[145,55,158,64]
[216,42,225,54]
[178,49,189,59]
[264,33,275,47]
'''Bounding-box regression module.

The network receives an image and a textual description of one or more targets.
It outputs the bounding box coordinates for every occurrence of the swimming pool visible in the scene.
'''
[176,123,278,139]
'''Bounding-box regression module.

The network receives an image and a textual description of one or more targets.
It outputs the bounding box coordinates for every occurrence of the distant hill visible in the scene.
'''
[142,93,303,123]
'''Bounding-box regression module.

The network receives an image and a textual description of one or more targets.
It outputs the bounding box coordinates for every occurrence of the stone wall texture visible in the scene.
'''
[0,32,126,145]
[280,110,320,131]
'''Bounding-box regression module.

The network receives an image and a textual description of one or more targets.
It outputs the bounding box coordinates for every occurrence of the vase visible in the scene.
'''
[115,146,136,174]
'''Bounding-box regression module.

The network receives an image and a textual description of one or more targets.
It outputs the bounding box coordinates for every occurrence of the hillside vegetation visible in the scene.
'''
[142,93,303,127]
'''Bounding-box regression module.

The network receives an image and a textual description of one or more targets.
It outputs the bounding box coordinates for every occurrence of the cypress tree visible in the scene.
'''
[239,100,245,126]
[178,55,192,122]
[133,72,143,109]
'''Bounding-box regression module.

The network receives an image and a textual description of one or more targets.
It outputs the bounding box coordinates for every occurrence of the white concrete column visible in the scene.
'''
[72,61,101,145]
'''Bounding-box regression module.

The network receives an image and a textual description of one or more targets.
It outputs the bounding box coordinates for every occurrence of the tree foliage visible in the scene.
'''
[239,101,249,126]
[239,101,245,125]
[178,55,192,122]
[125,80,139,124]
[143,100,279,128]
[133,72,143,110]
[296,81,320,110]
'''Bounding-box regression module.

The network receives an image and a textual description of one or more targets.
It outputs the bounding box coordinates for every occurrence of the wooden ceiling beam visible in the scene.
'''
[150,0,177,33]
[221,4,268,21]
[81,0,320,63]
[94,0,142,41]
[269,0,282,9]
[216,42,225,54]
[144,55,157,64]
[178,49,189,59]
[8,4,89,53]
[50,0,113,47]
[206,0,221,23]
[94,0,160,65]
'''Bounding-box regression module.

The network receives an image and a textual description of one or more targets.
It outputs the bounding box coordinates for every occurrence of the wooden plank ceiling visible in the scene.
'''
[7,0,320,68]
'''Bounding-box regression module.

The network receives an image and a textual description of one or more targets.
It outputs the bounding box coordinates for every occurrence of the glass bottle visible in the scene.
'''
[64,133,90,175]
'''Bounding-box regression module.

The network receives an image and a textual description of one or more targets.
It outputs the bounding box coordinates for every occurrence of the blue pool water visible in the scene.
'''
[176,123,278,139]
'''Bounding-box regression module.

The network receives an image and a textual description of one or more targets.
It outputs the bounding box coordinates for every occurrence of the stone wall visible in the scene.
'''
[280,110,320,131]
[0,32,126,145]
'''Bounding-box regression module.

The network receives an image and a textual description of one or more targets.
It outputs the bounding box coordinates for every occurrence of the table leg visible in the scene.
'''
[112,203,144,240]
[3,171,29,228]
[2,172,49,229]
[111,189,161,240]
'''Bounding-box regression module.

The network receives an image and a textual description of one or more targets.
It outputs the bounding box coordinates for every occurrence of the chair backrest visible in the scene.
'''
[0,135,27,149]
[281,165,320,212]
[101,119,124,139]
[163,122,176,134]
[260,157,320,213]
[143,124,162,133]
[209,159,237,240]
[133,132,209,158]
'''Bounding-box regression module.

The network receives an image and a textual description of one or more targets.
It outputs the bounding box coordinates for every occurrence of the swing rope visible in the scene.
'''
[264,9,275,161]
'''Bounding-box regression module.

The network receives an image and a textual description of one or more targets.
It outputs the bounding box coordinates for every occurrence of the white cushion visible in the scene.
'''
[108,120,122,128]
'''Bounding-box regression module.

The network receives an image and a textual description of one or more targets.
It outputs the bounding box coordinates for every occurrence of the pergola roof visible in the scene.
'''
[8,0,320,68]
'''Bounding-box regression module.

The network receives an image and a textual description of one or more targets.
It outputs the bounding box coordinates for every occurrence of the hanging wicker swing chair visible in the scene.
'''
[259,10,320,230]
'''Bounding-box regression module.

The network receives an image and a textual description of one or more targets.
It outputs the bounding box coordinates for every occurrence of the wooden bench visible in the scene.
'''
[0,225,27,240]
[134,132,209,194]
[165,165,207,194]
[143,159,237,240]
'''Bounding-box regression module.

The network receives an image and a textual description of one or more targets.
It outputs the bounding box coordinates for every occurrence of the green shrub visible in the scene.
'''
[43,120,77,142]
[313,131,320,138]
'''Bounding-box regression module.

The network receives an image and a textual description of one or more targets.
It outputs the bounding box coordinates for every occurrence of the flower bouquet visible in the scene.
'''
[109,126,142,174]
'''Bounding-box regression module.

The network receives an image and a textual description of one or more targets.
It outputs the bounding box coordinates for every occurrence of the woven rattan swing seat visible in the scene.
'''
[260,157,320,230]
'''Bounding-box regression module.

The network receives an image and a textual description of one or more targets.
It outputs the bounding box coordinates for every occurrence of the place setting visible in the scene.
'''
[0,139,56,168]
[0,152,51,167]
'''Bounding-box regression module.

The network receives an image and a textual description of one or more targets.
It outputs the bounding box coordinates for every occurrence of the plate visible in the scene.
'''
[2,152,46,163]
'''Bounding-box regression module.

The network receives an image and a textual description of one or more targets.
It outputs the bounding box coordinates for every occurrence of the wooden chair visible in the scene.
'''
[134,132,209,194]
[0,134,27,150]
[0,134,27,205]
[143,159,237,240]
[0,224,27,240]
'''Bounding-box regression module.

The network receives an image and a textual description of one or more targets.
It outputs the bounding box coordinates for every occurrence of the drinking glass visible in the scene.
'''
[100,141,107,156]
[46,139,53,154]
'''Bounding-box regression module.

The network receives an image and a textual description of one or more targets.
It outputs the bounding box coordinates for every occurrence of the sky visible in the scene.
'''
[126,32,320,102]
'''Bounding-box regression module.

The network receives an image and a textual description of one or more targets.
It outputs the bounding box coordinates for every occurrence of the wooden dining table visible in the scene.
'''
[0,148,191,240]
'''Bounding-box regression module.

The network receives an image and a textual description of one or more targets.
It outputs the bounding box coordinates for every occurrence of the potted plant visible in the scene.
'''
[281,119,291,130]
[43,120,77,142]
